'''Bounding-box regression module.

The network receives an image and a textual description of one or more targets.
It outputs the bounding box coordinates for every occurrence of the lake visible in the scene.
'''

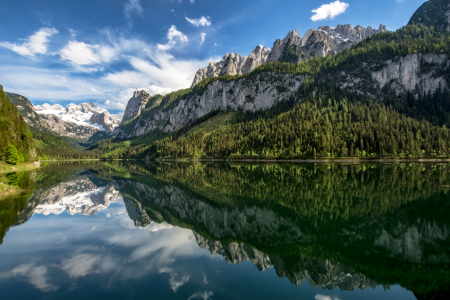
[0,161,449,300]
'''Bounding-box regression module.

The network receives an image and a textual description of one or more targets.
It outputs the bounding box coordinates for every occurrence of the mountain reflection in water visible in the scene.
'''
[0,161,449,300]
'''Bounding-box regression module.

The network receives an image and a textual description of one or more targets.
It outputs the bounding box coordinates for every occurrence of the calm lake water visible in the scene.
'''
[0,161,449,300]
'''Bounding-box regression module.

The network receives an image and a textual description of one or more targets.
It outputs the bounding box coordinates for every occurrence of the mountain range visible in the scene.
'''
[6,92,120,141]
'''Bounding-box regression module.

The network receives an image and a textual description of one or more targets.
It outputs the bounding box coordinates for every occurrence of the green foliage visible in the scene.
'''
[5,145,20,165]
[147,84,450,160]
[408,0,450,32]
[31,129,76,158]
[0,87,35,163]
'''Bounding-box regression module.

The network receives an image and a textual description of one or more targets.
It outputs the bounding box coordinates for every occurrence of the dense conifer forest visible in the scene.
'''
[0,86,36,164]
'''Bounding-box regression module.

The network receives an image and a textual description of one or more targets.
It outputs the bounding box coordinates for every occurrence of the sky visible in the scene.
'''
[0,0,427,118]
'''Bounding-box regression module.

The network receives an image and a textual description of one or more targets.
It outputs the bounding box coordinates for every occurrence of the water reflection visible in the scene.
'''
[0,161,449,299]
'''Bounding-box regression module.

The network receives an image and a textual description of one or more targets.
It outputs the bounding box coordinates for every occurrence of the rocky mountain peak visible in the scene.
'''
[35,102,120,137]
[189,23,387,87]
[121,90,151,124]
[283,29,302,44]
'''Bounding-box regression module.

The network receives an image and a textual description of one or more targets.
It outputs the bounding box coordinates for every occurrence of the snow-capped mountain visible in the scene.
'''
[33,182,122,216]
[35,102,120,133]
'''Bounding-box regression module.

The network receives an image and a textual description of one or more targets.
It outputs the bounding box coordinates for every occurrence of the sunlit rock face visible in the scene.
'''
[194,232,384,291]
[121,90,151,124]
[32,180,122,216]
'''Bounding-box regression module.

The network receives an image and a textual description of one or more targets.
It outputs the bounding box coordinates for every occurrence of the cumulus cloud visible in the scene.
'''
[0,263,59,292]
[188,291,214,300]
[59,41,116,66]
[0,27,58,57]
[311,1,349,22]
[185,16,211,27]
[156,25,188,51]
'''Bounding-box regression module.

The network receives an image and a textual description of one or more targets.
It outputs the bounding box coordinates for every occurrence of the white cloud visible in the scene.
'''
[311,1,349,22]
[188,291,214,300]
[0,27,58,57]
[156,25,188,51]
[124,0,144,19]
[159,267,190,292]
[190,0,195,4]
[61,254,101,278]
[0,263,59,292]
[68,28,77,37]
[59,41,116,66]
[200,33,206,45]
[185,16,211,27]
[315,295,342,300]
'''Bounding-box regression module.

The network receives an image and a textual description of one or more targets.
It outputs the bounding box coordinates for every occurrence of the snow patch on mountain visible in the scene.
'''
[35,103,120,132]
[34,185,122,216]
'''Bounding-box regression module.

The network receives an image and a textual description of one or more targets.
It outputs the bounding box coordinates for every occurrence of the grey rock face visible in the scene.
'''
[122,195,152,228]
[336,53,449,96]
[121,90,151,123]
[40,114,101,139]
[195,233,383,291]
[114,73,305,138]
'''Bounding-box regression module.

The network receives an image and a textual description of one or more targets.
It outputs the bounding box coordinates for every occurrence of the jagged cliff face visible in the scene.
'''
[121,90,151,124]
[114,73,305,138]
[190,24,387,87]
[335,53,449,96]
[190,46,271,88]
[408,0,450,32]
[114,51,450,139]
[195,233,383,291]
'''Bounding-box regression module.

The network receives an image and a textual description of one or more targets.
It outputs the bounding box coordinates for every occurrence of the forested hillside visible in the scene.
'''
[146,86,450,159]
[0,85,36,164]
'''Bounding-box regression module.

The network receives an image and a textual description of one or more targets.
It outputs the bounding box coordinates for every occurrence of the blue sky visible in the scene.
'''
[0,0,426,117]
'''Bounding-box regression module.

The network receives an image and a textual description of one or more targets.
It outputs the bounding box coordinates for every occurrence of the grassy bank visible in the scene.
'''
[0,162,40,198]
[0,162,40,174]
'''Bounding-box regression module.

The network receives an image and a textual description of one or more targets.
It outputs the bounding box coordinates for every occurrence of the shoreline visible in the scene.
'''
[153,158,450,163]
[0,161,41,174]
[0,162,40,199]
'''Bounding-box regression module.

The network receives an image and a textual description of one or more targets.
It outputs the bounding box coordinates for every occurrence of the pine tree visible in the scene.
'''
[6,145,20,165]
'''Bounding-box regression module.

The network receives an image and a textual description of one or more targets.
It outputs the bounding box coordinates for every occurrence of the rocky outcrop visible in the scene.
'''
[121,90,151,123]
[190,46,271,87]
[195,233,384,291]
[191,24,387,87]
[114,72,305,138]
[122,196,152,227]
[408,0,450,32]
